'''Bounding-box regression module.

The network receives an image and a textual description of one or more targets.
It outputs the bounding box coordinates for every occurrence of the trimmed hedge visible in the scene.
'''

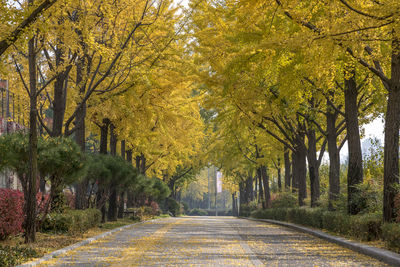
[41,209,101,234]
[188,209,208,216]
[382,223,400,253]
[250,207,400,251]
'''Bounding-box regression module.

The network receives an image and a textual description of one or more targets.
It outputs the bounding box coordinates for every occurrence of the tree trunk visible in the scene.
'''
[277,158,282,191]
[344,71,363,215]
[257,168,265,208]
[306,128,320,207]
[100,118,109,154]
[232,193,237,216]
[291,152,297,193]
[108,124,118,221]
[126,149,134,208]
[98,118,109,222]
[121,140,125,159]
[294,133,307,206]
[383,38,400,222]
[140,153,146,175]
[284,148,291,189]
[261,165,271,208]
[118,191,125,218]
[25,27,38,243]
[326,105,340,210]
[74,56,87,210]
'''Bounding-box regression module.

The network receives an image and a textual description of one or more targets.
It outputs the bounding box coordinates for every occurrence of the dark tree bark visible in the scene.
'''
[306,128,320,207]
[108,124,118,221]
[140,153,146,175]
[98,118,109,222]
[118,140,126,218]
[276,158,282,191]
[326,105,341,210]
[261,165,271,208]
[244,176,252,204]
[126,149,134,208]
[344,71,364,215]
[232,193,237,216]
[383,39,400,222]
[51,47,68,137]
[25,25,38,243]
[74,56,87,210]
[293,133,307,206]
[291,152,297,193]
[258,168,265,208]
[284,148,291,189]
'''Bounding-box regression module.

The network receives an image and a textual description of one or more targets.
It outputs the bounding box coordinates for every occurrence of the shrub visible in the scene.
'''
[165,198,181,217]
[251,208,288,221]
[0,245,38,267]
[239,201,258,217]
[41,209,101,234]
[0,189,24,240]
[322,211,350,235]
[349,213,382,241]
[382,223,400,253]
[271,192,298,209]
[150,201,161,216]
[188,209,208,216]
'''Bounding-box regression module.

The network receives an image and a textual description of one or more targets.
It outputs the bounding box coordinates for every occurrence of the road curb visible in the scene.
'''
[242,217,400,267]
[17,218,161,267]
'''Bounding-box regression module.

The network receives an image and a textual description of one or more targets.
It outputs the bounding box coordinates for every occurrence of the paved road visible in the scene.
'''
[38,216,389,266]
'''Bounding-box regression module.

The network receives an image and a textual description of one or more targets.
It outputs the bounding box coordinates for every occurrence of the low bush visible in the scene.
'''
[382,223,400,253]
[349,213,382,241]
[250,206,400,251]
[251,208,288,221]
[165,198,181,217]
[41,208,101,234]
[271,192,298,209]
[0,189,50,240]
[0,189,24,240]
[321,211,350,235]
[239,201,258,217]
[188,208,208,216]
[0,245,38,267]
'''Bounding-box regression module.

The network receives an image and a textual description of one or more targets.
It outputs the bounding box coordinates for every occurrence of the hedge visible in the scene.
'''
[41,209,101,234]
[250,207,400,251]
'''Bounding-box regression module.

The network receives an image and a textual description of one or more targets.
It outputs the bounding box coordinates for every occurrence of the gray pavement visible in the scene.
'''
[34,216,390,266]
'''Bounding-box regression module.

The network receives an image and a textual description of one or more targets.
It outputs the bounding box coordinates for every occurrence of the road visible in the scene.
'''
[38,216,389,266]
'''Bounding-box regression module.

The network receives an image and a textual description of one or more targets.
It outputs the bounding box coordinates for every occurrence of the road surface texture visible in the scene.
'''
[37,216,389,266]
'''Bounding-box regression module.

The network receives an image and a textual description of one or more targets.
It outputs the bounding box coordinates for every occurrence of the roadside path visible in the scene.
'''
[36,216,389,266]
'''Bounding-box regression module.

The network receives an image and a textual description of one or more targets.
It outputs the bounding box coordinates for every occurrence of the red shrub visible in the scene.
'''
[64,191,75,209]
[0,189,24,240]
[0,189,51,240]
[150,201,160,216]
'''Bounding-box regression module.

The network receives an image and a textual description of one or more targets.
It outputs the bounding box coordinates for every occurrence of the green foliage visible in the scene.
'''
[0,132,84,188]
[41,209,101,234]
[0,245,38,267]
[239,201,258,217]
[271,192,298,209]
[162,198,181,217]
[349,213,382,241]
[38,137,85,185]
[149,178,170,202]
[382,223,400,253]
[251,207,389,244]
[188,208,208,216]
[321,211,351,235]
